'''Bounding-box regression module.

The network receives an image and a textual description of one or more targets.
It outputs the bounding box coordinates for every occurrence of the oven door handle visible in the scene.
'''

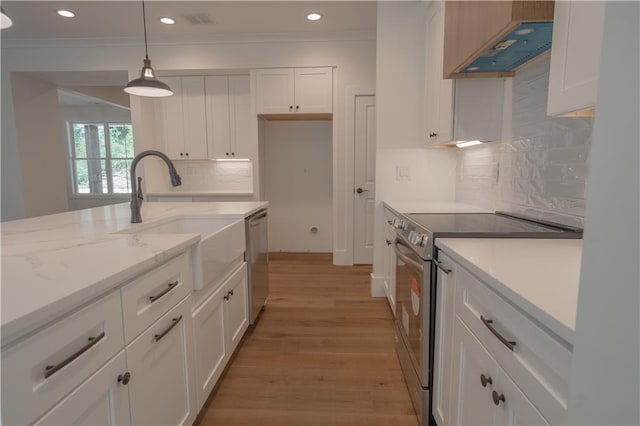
[392,239,425,272]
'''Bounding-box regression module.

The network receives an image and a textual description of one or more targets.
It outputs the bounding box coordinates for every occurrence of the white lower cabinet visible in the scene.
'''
[435,250,570,426]
[34,351,131,426]
[452,318,547,426]
[127,295,197,426]
[192,264,249,409]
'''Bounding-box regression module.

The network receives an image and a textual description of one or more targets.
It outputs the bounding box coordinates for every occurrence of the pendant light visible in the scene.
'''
[124,0,173,97]
[1,7,14,29]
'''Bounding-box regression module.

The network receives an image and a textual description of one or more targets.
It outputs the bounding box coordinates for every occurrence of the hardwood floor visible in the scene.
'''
[197,253,418,425]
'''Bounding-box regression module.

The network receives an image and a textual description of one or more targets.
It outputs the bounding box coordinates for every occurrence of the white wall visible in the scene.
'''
[455,59,593,228]
[10,74,69,218]
[371,2,457,293]
[1,35,376,265]
[568,2,639,424]
[263,120,333,252]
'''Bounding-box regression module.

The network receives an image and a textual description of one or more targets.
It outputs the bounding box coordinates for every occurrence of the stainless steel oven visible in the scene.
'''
[393,237,433,425]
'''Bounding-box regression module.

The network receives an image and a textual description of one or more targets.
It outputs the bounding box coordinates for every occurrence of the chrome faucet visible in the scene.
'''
[130,150,182,223]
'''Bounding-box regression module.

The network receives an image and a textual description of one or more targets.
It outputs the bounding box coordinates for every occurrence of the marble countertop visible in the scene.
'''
[436,238,582,344]
[1,201,268,346]
[384,200,492,215]
[147,191,254,197]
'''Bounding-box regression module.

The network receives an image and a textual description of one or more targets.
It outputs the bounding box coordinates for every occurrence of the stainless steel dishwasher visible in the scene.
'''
[245,209,269,324]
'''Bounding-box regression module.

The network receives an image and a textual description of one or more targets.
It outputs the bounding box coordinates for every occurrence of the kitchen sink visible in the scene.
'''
[119,216,246,291]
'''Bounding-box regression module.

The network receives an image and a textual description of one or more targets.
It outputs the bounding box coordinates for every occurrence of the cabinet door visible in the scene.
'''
[383,222,396,313]
[294,67,333,113]
[192,283,227,410]
[255,68,295,114]
[452,317,496,426]
[547,0,604,117]
[181,77,208,159]
[157,77,185,159]
[224,264,249,353]
[205,76,232,159]
[425,1,453,146]
[432,253,456,425]
[127,296,197,426]
[494,365,549,426]
[34,351,130,426]
[229,75,252,159]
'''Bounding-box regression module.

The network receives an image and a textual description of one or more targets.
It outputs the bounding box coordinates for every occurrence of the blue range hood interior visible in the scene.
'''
[463,22,553,73]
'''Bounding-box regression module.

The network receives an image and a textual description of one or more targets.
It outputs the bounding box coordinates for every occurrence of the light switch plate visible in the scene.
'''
[396,166,411,181]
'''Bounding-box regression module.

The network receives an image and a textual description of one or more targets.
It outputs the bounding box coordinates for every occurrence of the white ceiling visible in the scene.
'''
[1,1,377,40]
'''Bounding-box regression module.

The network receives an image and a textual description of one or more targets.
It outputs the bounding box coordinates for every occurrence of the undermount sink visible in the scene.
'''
[119,216,246,290]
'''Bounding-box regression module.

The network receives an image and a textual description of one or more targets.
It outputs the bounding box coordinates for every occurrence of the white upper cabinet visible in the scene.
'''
[156,74,255,160]
[547,0,605,117]
[156,76,208,160]
[205,75,252,159]
[424,1,454,146]
[255,67,333,115]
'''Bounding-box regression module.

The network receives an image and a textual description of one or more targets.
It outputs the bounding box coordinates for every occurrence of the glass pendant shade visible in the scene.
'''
[124,58,173,97]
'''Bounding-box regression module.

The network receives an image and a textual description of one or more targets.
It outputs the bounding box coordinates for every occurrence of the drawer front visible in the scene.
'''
[455,267,571,425]
[1,290,124,426]
[121,252,192,343]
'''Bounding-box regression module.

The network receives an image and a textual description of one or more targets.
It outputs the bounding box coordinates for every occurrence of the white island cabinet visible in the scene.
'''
[433,239,582,426]
[1,201,268,426]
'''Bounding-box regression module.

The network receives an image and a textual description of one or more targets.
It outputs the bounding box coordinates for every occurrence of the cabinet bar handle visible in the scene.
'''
[435,260,451,274]
[44,331,106,379]
[149,281,178,303]
[154,316,182,343]
[492,390,506,406]
[481,315,516,351]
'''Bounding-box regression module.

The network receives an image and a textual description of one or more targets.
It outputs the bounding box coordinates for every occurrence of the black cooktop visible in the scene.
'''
[405,212,582,239]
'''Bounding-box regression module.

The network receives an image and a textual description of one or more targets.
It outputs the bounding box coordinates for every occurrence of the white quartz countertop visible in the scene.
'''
[436,238,582,344]
[1,201,268,346]
[384,200,492,214]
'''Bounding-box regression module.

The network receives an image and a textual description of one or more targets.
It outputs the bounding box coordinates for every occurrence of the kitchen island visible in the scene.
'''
[1,201,267,426]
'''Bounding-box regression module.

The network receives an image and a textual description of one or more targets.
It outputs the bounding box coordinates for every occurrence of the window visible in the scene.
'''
[68,122,134,195]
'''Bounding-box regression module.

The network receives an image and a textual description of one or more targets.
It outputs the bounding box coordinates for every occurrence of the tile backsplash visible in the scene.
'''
[456,59,593,228]
[145,159,253,193]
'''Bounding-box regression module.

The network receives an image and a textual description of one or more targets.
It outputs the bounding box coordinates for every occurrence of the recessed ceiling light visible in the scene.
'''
[306,12,322,21]
[57,10,75,18]
[160,17,175,25]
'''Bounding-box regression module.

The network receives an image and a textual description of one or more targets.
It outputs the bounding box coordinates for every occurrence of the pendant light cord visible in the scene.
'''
[142,0,149,60]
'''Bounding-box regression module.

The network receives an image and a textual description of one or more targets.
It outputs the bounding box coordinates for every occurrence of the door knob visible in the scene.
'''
[356,187,368,194]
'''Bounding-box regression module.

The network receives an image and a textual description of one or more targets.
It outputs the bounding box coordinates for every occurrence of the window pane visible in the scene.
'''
[111,159,132,193]
[74,159,107,194]
[72,123,106,158]
[109,124,134,158]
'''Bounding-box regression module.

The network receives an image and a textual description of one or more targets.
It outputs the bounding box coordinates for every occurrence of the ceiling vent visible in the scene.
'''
[182,13,215,25]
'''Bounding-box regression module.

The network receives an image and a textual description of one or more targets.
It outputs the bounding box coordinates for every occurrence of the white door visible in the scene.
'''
[353,95,376,264]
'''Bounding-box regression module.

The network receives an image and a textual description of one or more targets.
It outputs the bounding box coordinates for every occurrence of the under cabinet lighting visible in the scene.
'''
[57,10,75,18]
[214,158,251,162]
[455,140,483,148]
[306,12,322,21]
[160,17,175,25]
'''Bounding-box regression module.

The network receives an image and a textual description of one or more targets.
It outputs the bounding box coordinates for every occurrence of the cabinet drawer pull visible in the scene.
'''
[492,390,505,406]
[44,331,106,379]
[149,281,178,303]
[480,374,492,388]
[435,260,452,274]
[118,372,131,385]
[154,316,182,343]
[481,315,516,351]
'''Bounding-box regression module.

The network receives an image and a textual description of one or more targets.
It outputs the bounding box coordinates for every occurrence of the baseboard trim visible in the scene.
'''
[333,249,352,266]
[370,273,386,298]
